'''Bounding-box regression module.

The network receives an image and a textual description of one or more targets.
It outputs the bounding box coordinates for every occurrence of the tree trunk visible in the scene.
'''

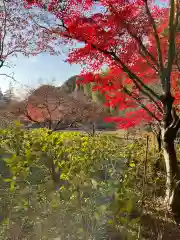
[161,127,180,219]
[159,92,180,219]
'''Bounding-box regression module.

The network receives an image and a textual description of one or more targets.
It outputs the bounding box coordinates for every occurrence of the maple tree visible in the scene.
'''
[24,0,180,215]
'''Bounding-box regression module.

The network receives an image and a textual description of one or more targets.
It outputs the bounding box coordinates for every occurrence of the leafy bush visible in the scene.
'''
[0,124,152,239]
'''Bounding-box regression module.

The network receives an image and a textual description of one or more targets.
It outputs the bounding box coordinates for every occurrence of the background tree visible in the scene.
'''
[24,0,180,216]
[13,84,107,135]
[0,0,65,84]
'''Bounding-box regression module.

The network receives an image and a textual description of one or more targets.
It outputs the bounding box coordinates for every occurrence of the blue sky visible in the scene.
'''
[0,53,82,94]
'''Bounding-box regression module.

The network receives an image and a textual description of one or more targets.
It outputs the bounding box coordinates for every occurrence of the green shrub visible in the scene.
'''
[0,124,155,239]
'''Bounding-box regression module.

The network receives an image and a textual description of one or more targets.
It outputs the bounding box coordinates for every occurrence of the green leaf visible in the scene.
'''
[60,173,68,180]
[129,162,135,167]
[2,218,9,226]
[108,219,113,225]
[10,181,15,192]
[4,178,12,183]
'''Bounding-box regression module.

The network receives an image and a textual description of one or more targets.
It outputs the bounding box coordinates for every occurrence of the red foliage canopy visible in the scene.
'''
[24,0,180,129]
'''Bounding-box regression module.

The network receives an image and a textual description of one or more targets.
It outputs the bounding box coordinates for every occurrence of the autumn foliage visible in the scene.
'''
[9,84,107,131]
[23,0,180,130]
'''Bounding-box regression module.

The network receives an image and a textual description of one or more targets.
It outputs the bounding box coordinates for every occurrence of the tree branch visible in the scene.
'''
[96,47,163,113]
[0,0,7,61]
[139,49,158,73]
[108,3,159,71]
[165,0,177,93]
[144,0,165,88]
[122,85,160,122]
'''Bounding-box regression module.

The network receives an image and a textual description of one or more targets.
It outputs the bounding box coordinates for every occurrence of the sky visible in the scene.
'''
[0,53,82,95]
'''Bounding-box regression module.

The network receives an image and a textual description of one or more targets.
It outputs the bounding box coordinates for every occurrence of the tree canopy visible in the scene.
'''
[23,0,180,127]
